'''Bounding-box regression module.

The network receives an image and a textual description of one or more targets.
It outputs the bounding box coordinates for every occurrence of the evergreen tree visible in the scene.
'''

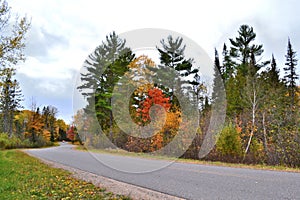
[222,43,235,81]
[156,35,198,101]
[42,106,50,129]
[229,25,264,75]
[0,68,23,136]
[192,73,207,111]
[78,32,134,141]
[259,54,288,164]
[269,54,280,85]
[48,106,58,142]
[0,0,30,137]
[212,49,225,104]
[284,38,298,106]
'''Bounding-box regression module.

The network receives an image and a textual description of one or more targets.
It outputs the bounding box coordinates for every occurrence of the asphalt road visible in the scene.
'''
[26,143,300,200]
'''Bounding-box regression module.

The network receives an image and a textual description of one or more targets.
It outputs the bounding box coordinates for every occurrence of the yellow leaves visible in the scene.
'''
[128,55,156,69]
[126,55,157,85]
[43,129,51,141]
[134,83,153,97]
[9,37,20,48]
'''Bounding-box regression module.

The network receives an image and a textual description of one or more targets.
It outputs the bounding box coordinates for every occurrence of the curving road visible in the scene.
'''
[26,143,300,200]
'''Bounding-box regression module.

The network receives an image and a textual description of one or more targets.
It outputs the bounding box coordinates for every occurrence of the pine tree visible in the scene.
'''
[211,49,225,105]
[284,38,298,106]
[48,106,58,142]
[0,68,23,136]
[77,32,134,141]
[229,25,264,75]
[260,54,287,164]
[269,54,280,85]
[222,43,235,81]
[191,73,207,111]
[0,0,29,137]
[156,35,198,101]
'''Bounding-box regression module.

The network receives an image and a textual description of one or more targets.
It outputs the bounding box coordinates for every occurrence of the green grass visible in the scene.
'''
[76,145,300,173]
[0,150,131,200]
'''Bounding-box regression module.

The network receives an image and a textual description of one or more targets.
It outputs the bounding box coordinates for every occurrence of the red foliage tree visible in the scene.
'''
[67,125,75,142]
[138,88,171,123]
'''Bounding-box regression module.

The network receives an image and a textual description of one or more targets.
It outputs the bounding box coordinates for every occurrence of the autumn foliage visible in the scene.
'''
[67,125,75,142]
[137,88,171,123]
[125,87,182,152]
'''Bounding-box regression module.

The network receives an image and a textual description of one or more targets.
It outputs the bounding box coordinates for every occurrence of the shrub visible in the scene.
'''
[0,133,10,149]
[216,122,243,159]
[0,133,53,149]
[0,133,22,149]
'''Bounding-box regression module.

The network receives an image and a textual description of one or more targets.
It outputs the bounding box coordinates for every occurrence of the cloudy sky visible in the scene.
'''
[9,0,300,123]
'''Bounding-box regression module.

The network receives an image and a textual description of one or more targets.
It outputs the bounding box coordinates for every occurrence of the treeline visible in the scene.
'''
[77,32,199,157]
[204,25,300,166]
[0,1,68,149]
[77,25,299,167]
[0,105,68,149]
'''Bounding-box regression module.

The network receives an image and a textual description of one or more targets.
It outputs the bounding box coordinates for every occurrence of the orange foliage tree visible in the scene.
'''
[126,87,174,152]
[67,125,75,143]
[137,87,171,123]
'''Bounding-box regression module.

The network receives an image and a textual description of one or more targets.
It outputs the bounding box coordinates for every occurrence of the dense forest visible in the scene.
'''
[0,0,68,148]
[77,25,300,167]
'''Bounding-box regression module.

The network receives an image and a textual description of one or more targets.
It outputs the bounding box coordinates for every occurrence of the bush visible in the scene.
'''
[0,133,22,149]
[216,122,243,159]
[0,133,10,149]
[0,133,53,149]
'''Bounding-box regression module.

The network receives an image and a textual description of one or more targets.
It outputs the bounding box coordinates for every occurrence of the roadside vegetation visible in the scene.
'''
[76,25,300,168]
[0,150,130,200]
[76,145,300,173]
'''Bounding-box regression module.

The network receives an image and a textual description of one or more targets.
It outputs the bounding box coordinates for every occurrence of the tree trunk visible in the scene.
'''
[262,112,269,162]
[245,90,256,156]
[109,110,113,144]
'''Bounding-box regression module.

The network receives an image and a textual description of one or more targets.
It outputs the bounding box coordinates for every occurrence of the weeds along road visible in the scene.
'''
[26,143,300,200]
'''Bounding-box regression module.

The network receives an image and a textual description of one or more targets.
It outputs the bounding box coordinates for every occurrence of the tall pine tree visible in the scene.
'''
[0,68,23,136]
[222,43,235,81]
[229,25,264,75]
[78,32,134,141]
[284,38,298,107]
[212,49,224,104]
[156,35,198,102]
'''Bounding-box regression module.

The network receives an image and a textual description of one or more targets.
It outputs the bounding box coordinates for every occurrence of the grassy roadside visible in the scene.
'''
[0,150,131,200]
[76,145,300,173]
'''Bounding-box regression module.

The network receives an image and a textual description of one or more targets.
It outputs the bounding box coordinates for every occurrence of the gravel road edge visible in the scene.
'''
[25,152,185,200]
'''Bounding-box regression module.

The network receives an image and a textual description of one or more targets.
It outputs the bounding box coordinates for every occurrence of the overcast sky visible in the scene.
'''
[9,0,300,123]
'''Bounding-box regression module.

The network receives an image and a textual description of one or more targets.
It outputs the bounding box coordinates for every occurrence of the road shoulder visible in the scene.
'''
[25,152,184,200]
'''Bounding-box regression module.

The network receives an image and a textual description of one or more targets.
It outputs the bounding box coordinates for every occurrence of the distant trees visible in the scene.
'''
[66,125,82,144]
